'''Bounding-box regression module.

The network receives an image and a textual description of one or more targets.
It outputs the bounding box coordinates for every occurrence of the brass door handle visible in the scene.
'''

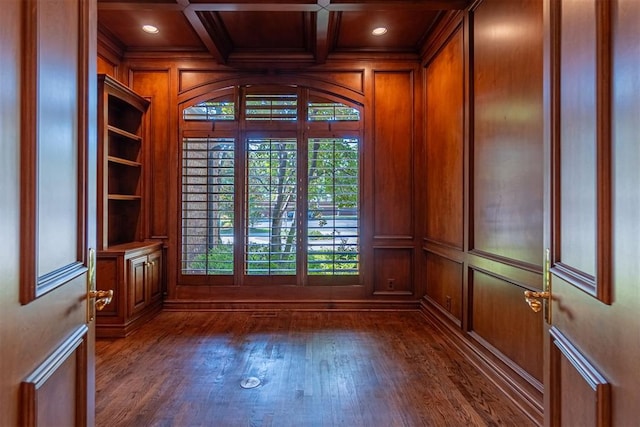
[523,248,553,324]
[89,289,114,311]
[523,290,550,313]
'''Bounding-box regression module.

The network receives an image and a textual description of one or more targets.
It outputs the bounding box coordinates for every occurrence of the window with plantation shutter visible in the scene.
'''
[245,137,298,275]
[307,138,359,275]
[181,137,235,275]
[183,98,235,121]
[179,86,362,284]
[308,102,360,121]
[245,93,297,121]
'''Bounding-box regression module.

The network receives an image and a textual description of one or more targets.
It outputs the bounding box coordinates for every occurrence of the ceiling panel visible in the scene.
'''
[97,1,470,63]
[218,11,311,51]
[99,9,205,51]
[334,10,441,52]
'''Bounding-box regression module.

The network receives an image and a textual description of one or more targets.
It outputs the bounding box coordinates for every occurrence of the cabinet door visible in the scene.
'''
[148,250,162,302]
[128,254,148,316]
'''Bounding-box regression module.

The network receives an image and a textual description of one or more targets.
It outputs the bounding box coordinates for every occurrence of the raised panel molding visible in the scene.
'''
[299,70,365,94]
[425,26,464,250]
[97,54,118,79]
[20,0,90,303]
[20,325,88,427]
[130,70,171,240]
[550,0,612,303]
[179,70,244,92]
[471,0,544,268]
[424,251,463,324]
[373,247,414,295]
[469,269,543,384]
[549,327,611,426]
[372,70,414,239]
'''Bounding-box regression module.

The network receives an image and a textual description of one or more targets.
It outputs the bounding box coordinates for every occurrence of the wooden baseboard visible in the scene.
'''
[163,298,421,312]
[96,303,163,338]
[418,298,543,425]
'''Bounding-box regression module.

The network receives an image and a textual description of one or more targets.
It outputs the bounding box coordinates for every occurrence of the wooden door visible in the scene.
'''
[542,0,640,425]
[0,0,98,425]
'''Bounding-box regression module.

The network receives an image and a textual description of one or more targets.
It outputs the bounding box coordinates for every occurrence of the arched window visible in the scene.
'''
[180,85,362,286]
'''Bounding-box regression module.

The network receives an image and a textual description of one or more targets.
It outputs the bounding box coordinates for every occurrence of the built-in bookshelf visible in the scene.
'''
[97,74,149,249]
[96,74,162,338]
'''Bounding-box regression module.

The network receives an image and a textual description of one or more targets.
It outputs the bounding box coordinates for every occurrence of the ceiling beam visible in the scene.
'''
[182,7,228,63]
[97,0,468,12]
[97,2,186,11]
[324,1,469,11]
[315,8,330,63]
[187,3,321,12]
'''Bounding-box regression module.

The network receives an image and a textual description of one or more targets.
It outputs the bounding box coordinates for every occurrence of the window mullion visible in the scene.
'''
[297,138,308,285]
[235,128,245,286]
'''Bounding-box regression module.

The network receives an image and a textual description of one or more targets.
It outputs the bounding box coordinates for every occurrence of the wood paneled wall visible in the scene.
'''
[371,69,420,296]
[94,52,424,307]
[421,0,544,423]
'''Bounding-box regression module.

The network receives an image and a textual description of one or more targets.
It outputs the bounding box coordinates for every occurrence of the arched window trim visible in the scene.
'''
[179,83,363,286]
[181,85,363,123]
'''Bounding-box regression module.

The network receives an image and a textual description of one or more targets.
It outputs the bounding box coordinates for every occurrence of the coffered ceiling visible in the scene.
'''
[98,0,469,66]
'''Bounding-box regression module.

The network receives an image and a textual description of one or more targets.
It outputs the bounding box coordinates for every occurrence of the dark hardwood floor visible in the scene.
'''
[96,311,536,426]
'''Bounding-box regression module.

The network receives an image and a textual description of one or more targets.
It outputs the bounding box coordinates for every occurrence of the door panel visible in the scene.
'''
[21,326,89,426]
[557,0,597,277]
[553,0,611,302]
[544,0,640,425]
[35,0,80,277]
[0,0,97,425]
[20,0,87,302]
[548,327,610,427]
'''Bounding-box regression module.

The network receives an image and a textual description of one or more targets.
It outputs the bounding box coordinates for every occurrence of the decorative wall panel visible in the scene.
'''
[425,27,464,250]
[472,0,543,267]
[373,71,414,239]
[373,247,414,295]
[131,70,171,239]
[470,269,543,383]
[425,252,462,323]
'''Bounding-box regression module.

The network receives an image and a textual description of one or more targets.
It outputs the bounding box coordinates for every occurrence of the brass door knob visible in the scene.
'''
[89,289,114,311]
[524,290,550,313]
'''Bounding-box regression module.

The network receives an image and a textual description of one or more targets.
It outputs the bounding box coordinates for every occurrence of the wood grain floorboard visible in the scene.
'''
[96,311,536,426]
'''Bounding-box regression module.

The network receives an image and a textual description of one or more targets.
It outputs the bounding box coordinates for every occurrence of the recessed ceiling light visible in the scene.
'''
[142,25,159,34]
[372,27,388,36]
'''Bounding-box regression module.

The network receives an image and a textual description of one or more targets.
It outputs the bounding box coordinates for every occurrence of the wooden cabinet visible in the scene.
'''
[96,242,163,338]
[128,249,162,318]
[96,74,163,337]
